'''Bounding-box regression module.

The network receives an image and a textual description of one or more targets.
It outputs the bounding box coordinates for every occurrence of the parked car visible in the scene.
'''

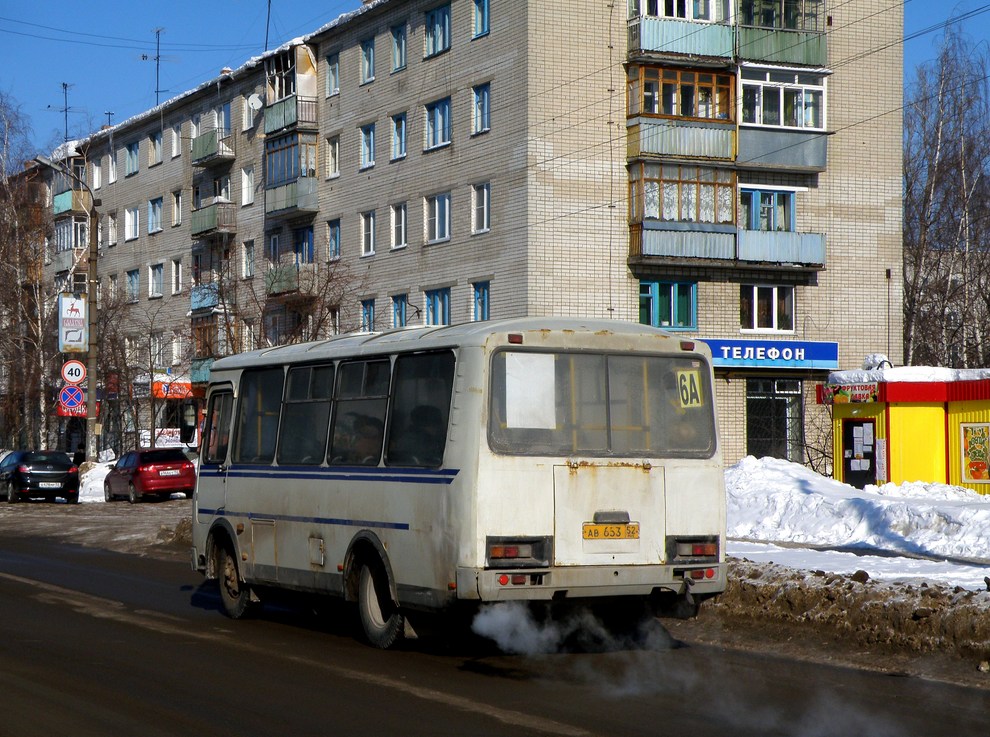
[0,450,79,503]
[104,448,196,503]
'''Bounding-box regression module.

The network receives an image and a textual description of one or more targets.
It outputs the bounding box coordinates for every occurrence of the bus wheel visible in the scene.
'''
[218,545,252,619]
[358,562,403,649]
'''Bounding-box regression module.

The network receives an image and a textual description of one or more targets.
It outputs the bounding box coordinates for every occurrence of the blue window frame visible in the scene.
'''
[327,219,341,260]
[360,38,375,84]
[473,0,490,38]
[640,281,696,330]
[391,113,407,159]
[473,281,490,321]
[392,294,408,327]
[391,24,407,71]
[740,189,795,232]
[425,288,451,326]
[361,123,376,168]
[425,4,451,57]
[361,299,376,331]
[472,83,490,134]
[325,53,340,96]
[425,97,451,149]
[294,226,315,264]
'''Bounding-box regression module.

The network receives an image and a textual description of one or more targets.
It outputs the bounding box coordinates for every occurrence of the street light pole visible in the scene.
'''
[35,155,100,463]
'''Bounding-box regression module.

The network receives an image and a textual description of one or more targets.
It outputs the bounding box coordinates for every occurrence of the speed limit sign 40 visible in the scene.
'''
[61,360,87,385]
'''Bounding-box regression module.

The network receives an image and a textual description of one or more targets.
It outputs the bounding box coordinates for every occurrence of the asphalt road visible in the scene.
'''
[0,519,989,736]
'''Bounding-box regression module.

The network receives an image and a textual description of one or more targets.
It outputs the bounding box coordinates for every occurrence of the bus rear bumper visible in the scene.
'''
[457,564,726,602]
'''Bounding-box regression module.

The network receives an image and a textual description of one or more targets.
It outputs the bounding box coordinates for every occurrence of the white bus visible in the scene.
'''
[191,317,726,647]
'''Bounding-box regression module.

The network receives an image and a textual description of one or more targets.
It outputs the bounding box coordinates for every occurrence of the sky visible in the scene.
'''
[77,452,990,590]
[1,0,987,156]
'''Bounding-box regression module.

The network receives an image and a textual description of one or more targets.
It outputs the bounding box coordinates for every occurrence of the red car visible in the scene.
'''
[104,448,196,503]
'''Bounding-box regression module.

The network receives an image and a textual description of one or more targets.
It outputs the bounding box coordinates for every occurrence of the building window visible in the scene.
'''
[108,153,117,183]
[171,124,182,157]
[392,294,408,327]
[629,163,735,224]
[740,0,824,32]
[214,174,230,201]
[425,192,451,242]
[125,142,140,176]
[740,284,794,332]
[149,263,164,298]
[125,206,140,240]
[636,0,729,21]
[473,0,490,37]
[361,299,376,331]
[640,281,696,330]
[107,212,117,246]
[391,113,407,160]
[327,219,341,260]
[361,211,376,256]
[425,288,451,326]
[360,38,375,84]
[740,188,794,231]
[190,114,201,150]
[326,53,340,96]
[473,281,490,321]
[746,378,804,462]
[149,131,163,165]
[391,24,407,71]
[472,83,491,135]
[171,190,182,226]
[242,166,255,205]
[294,226,315,264]
[629,65,732,120]
[741,67,825,129]
[391,203,407,249]
[425,4,451,57]
[243,240,255,278]
[92,160,102,190]
[216,101,232,136]
[267,234,280,267]
[360,124,376,169]
[242,97,254,130]
[472,182,490,233]
[126,269,140,302]
[425,97,451,149]
[326,135,340,177]
[171,257,183,294]
[264,132,317,187]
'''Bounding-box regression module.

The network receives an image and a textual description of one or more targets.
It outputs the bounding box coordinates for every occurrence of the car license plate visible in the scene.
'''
[39,482,61,489]
[159,469,181,476]
[582,523,640,540]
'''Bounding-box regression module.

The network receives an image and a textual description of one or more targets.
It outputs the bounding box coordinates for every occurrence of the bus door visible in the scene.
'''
[553,464,665,566]
[197,387,234,517]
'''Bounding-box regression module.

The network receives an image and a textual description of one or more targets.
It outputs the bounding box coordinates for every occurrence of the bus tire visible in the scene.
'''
[358,562,403,649]
[218,544,252,619]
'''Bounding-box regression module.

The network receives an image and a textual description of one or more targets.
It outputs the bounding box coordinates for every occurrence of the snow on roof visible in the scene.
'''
[829,366,990,385]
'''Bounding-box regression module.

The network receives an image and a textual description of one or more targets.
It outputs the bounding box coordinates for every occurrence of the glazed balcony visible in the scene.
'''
[190,201,237,237]
[192,129,236,166]
[264,95,318,135]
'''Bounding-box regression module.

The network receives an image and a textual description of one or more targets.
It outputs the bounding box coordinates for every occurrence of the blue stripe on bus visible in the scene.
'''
[198,464,459,485]
[196,508,411,530]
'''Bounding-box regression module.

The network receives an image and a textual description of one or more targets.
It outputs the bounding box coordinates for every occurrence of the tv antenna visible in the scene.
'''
[140,28,178,106]
[46,82,84,142]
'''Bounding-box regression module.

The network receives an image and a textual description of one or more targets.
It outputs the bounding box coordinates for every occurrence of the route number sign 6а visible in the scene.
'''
[61,360,87,385]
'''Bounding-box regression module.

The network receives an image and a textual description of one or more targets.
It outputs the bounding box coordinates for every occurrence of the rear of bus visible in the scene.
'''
[461,325,725,618]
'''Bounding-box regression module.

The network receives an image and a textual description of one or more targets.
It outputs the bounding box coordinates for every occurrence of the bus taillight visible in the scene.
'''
[486,536,551,568]
[668,536,720,562]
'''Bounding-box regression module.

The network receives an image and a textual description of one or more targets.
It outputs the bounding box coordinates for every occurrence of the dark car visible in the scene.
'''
[0,450,80,504]
[104,448,196,503]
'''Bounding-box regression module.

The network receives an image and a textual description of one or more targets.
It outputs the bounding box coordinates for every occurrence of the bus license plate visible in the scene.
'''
[582,523,640,540]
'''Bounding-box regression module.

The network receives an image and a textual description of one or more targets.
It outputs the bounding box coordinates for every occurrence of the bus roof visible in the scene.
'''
[210,316,703,372]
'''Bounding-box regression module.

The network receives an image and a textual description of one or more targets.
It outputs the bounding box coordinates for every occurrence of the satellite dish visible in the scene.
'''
[247,94,263,111]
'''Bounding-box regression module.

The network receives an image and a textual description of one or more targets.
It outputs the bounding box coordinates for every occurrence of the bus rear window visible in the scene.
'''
[489,350,716,458]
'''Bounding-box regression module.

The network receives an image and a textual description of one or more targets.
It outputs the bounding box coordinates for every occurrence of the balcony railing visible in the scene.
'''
[190,201,237,236]
[628,17,733,57]
[737,26,827,67]
[191,358,215,385]
[627,117,734,161]
[265,263,317,296]
[192,129,236,166]
[629,224,825,268]
[737,229,826,267]
[190,284,220,311]
[737,127,827,172]
[264,178,318,216]
[264,95,318,134]
[52,248,87,274]
[52,189,93,216]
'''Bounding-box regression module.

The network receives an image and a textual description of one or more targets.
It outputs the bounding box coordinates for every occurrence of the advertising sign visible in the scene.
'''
[58,293,88,353]
[961,423,990,483]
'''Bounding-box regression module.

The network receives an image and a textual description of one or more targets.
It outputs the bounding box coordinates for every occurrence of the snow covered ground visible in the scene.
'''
[78,455,990,590]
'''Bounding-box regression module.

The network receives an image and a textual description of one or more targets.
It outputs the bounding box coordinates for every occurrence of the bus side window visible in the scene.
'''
[233,368,284,464]
[385,351,455,467]
[329,360,389,466]
[203,392,233,465]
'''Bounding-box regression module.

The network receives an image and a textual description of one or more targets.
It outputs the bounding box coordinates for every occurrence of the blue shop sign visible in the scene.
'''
[705,339,839,370]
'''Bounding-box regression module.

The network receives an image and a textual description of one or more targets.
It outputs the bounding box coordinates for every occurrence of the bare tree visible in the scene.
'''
[904,28,990,367]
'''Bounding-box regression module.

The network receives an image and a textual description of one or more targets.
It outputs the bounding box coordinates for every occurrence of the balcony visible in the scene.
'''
[264,95,318,135]
[737,127,827,172]
[190,284,219,311]
[628,224,825,269]
[191,358,215,385]
[52,189,93,216]
[52,248,86,274]
[265,263,317,297]
[192,129,236,166]
[628,17,733,59]
[190,201,237,237]
[265,178,318,216]
[737,26,826,66]
[737,229,826,267]
[627,117,734,161]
